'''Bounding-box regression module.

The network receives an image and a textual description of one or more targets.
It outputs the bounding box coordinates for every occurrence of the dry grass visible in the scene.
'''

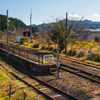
[0,62,45,100]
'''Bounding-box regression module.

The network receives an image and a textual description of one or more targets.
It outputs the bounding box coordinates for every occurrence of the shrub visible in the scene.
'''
[20,37,28,44]
[53,48,57,52]
[68,50,77,56]
[72,50,77,56]
[79,51,85,57]
[30,40,33,43]
[42,44,48,50]
[33,43,39,48]
[49,46,54,51]
[88,53,100,62]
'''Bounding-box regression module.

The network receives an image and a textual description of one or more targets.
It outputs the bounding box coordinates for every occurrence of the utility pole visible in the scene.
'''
[30,9,32,42]
[57,37,60,79]
[7,10,9,59]
[65,12,68,54]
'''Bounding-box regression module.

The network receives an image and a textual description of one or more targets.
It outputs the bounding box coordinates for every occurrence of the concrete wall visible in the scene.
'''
[16,36,23,43]
[0,48,56,74]
[87,33,100,40]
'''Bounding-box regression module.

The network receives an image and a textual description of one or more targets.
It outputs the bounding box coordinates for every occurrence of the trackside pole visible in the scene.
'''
[57,37,59,79]
[24,35,27,57]
[7,10,9,59]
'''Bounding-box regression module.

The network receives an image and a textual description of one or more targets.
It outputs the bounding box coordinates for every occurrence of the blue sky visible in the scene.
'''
[1,0,100,25]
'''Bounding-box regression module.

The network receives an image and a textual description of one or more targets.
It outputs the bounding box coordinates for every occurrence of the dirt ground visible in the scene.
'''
[37,69,100,100]
[36,58,100,100]
[0,55,100,100]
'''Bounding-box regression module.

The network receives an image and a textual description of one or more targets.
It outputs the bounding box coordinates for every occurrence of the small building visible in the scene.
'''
[86,28,100,40]
[16,36,23,43]
[95,36,100,42]
[76,28,100,41]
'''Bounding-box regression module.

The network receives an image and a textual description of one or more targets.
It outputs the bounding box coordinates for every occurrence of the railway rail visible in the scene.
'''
[60,56,100,70]
[0,56,79,100]
[60,64,100,84]
[1,42,100,68]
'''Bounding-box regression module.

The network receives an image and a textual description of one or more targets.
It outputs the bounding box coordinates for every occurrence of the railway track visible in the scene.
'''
[60,56,100,70]
[60,64,100,84]
[0,56,79,100]
[1,42,100,68]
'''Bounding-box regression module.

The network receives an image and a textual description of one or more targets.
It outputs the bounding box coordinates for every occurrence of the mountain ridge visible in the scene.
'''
[32,19,100,30]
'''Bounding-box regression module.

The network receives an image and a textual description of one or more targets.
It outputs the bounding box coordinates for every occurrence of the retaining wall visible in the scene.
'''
[0,48,56,74]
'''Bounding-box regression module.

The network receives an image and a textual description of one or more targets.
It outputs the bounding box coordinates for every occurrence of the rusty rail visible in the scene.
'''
[0,56,79,100]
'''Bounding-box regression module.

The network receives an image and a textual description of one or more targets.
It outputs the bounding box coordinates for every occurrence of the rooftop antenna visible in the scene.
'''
[30,9,32,42]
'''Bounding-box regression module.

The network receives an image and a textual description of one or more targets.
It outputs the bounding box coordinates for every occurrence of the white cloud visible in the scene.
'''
[64,16,66,18]
[92,12,99,17]
[68,14,81,19]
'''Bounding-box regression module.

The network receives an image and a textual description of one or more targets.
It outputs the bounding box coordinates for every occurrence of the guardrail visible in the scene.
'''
[0,43,45,64]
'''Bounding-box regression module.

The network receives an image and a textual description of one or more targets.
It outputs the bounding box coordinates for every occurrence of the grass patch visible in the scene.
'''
[76,86,88,93]
[87,53,100,63]
[0,57,46,100]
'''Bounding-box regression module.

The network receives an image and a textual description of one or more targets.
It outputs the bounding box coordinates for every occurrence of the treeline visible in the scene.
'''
[0,14,26,30]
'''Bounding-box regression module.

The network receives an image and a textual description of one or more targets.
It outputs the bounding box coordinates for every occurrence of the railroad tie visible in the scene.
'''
[52,94,62,98]
[75,70,80,73]
[20,75,27,78]
[39,88,49,91]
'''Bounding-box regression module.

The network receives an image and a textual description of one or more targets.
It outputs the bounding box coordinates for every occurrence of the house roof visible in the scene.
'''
[9,30,17,33]
[91,28,100,32]
[84,29,94,32]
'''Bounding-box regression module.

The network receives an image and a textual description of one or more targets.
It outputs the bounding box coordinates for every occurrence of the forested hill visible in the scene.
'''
[0,14,27,30]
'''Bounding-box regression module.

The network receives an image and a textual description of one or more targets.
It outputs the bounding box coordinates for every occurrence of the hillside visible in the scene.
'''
[0,14,27,30]
[33,19,100,32]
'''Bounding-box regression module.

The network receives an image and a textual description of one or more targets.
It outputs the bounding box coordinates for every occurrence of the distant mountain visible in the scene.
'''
[35,19,100,31]
[32,24,37,27]
[83,19,100,29]
[0,14,27,30]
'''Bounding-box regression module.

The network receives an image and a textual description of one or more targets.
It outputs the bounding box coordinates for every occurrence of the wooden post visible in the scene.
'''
[23,91,26,100]
[13,46,14,53]
[27,50,28,60]
[19,47,20,57]
[9,84,11,100]
[24,35,27,57]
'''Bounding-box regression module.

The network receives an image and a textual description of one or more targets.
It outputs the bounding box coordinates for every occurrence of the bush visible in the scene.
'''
[49,46,54,51]
[88,53,100,62]
[33,43,39,48]
[79,51,85,57]
[42,44,48,50]
[30,40,33,43]
[53,48,57,52]
[20,37,28,44]
[72,50,77,56]
[68,50,77,56]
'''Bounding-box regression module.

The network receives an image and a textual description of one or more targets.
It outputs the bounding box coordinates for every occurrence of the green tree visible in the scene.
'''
[48,19,74,51]
[32,26,39,33]
[0,14,26,30]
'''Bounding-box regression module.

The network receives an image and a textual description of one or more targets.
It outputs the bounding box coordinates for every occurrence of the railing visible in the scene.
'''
[0,43,44,64]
